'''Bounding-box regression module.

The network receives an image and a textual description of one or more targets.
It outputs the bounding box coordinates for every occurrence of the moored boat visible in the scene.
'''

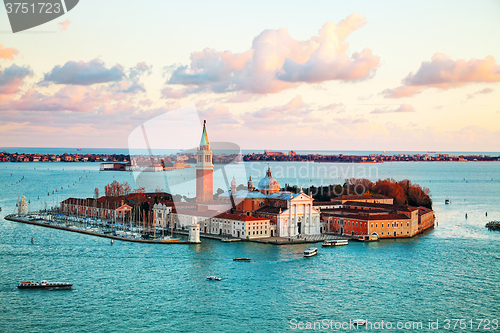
[233,257,251,261]
[18,280,72,290]
[322,239,348,247]
[303,247,318,257]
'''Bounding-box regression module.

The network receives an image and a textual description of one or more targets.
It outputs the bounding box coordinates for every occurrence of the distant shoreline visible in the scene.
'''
[1,150,498,164]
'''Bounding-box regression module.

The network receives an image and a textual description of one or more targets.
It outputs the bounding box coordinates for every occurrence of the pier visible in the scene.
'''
[4,214,197,244]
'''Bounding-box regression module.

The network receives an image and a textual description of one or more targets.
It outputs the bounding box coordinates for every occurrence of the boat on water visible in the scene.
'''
[206,276,221,281]
[18,280,72,290]
[153,236,181,242]
[356,234,379,242]
[303,247,318,257]
[322,239,348,247]
[445,199,450,204]
[353,319,366,326]
[233,257,251,261]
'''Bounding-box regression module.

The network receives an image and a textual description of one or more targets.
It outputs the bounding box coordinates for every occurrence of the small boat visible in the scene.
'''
[303,247,318,257]
[322,239,348,247]
[353,319,366,326]
[18,280,72,290]
[495,256,500,260]
[206,276,221,281]
[233,257,251,261]
[445,199,450,204]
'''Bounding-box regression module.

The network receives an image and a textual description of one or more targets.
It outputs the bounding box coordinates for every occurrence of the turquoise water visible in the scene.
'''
[1,162,499,332]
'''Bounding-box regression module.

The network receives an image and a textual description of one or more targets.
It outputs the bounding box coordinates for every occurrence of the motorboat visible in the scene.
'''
[303,248,318,257]
[18,280,72,290]
[233,258,251,261]
[322,239,348,247]
[206,276,221,281]
[353,319,366,326]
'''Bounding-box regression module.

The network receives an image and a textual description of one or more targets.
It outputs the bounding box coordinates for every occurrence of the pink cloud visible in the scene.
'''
[166,13,379,96]
[466,87,494,99]
[242,95,315,130]
[0,64,33,95]
[0,44,19,59]
[334,117,368,124]
[384,54,500,98]
[58,19,71,31]
[371,104,415,114]
[320,103,344,111]
[161,87,187,99]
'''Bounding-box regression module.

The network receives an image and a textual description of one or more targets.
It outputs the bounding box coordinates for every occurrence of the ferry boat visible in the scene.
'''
[233,257,251,261]
[18,280,73,290]
[322,239,348,247]
[303,248,318,257]
[206,276,222,281]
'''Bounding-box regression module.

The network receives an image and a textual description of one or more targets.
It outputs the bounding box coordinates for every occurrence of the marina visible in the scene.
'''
[4,214,194,244]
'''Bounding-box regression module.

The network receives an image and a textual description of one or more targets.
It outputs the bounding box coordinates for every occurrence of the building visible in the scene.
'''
[153,202,174,228]
[171,210,271,239]
[196,120,213,204]
[61,197,133,220]
[330,194,394,205]
[218,169,322,237]
[321,201,434,238]
[18,196,28,215]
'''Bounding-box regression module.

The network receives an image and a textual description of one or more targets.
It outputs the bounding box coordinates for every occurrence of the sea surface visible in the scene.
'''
[0,161,499,332]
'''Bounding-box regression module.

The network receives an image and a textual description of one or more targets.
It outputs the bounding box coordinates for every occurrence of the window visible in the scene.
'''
[382,223,384,228]
[371,223,373,228]
[407,222,409,227]
[376,223,378,228]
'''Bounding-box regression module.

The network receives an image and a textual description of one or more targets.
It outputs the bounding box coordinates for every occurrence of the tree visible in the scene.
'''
[373,178,406,205]
[105,180,132,197]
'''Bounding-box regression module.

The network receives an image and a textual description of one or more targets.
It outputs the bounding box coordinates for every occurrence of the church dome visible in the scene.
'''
[258,167,280,194]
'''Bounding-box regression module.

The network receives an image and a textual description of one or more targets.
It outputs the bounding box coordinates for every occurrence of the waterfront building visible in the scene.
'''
[61,198,133,220]
[153,202,174,228]
[321,201,434,238]
[171,210,271,239]
[18,196,28,215]
[330,194,393,205]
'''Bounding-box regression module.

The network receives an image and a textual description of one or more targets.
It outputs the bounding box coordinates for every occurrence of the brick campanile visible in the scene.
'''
[196,120,213,203]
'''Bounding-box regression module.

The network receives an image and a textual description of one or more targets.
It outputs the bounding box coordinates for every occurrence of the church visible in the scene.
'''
[172,120,322,238]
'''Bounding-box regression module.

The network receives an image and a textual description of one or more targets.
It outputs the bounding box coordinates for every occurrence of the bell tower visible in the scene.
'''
[196,120,213,203]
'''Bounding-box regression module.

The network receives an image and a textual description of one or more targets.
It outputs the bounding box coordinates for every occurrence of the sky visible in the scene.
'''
[0,0,499,151]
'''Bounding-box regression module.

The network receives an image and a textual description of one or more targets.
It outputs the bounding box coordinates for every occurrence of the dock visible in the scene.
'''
[4,214,197,244]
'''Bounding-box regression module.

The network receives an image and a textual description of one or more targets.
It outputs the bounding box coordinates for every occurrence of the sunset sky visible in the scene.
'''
[1,0,499,151]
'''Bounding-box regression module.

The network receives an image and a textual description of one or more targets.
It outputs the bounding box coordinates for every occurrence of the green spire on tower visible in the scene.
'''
[200,120,209,147]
